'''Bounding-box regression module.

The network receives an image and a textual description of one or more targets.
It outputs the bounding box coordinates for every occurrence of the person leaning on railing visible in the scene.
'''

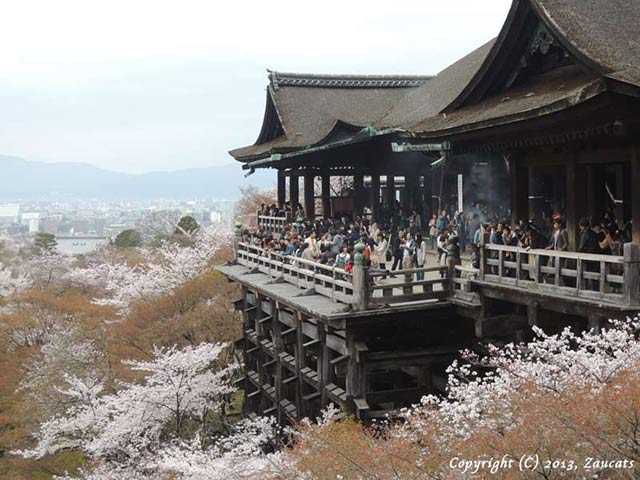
[444,235,461,277]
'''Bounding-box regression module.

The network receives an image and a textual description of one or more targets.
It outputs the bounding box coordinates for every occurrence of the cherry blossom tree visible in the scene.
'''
[68,224,231,314]
[20,324,107,420]
[0,262,31,298]
[17,342,281,480]
[285,318,640,479]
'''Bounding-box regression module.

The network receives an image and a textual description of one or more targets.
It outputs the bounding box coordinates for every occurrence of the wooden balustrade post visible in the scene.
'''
[352,243,370,311]
[479,232,490,281]
[623,243,640,305]
[233,221,242,261]
[403,269,413,296]
[448,263,455,296]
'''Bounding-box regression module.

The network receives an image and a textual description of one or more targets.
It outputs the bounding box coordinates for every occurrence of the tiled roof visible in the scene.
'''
[230,0,640,164]
[230,73,431,161]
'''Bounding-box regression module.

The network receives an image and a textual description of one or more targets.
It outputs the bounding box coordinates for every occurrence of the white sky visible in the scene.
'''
[0,0,512,173]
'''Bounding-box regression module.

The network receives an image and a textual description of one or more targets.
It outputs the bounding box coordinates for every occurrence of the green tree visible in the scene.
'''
[114,229,142,248]
[33,232,57,252]
[175,215,200,235]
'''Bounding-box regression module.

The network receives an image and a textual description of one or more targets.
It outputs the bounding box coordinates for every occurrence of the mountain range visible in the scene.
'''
[0,155,274,200]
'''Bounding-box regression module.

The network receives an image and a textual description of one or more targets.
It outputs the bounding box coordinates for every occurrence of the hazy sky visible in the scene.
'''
[0,0,511,174]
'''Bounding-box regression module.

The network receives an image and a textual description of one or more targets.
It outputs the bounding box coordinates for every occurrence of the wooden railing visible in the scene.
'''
[479,242,640,306]
[451,265,479,303]
[256,214,289,233]
[237,242,355,304]
[368,267,448,306]
[236,242,449,309]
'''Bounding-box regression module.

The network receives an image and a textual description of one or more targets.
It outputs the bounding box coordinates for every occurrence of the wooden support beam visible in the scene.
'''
[566,156,587,251]
[354,171,364,216]
[422,171,433,218]
[303,391,321,401]
[321,172,331,218]
[247,390,261,399]
[623,243,640,306]
[407,169,420,209]
[304,171,315,219]
[346,334,366,416]
[277,170,286,208]
[386,174,395,211]
[270,300,284,425]
[632,147,640,243]
[289,173,299,210]
[509,156,529,226]
[527,300,539,327]
[318,324,331,407]
[330,354,350,365]
[370,173,380,220]
[294,312,305,418]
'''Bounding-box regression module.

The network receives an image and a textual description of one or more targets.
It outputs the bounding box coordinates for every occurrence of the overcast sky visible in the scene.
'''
[0,0,511,174]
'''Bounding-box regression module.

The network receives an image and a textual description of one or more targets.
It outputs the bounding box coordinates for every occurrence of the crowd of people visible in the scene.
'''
[250,202,631,278]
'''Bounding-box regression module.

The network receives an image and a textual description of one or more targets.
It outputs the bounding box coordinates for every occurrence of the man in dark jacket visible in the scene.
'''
[391,229,405,271]
[578,218,599,253]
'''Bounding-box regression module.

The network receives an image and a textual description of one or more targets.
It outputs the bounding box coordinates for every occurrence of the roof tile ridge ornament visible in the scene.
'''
[267,70,433,89]
[267,69,280,91]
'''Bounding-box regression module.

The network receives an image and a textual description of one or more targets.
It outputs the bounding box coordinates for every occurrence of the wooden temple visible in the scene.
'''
[219,0,640,424]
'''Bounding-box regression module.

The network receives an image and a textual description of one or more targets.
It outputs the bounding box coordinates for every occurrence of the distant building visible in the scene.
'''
[21,212,42,233]
[55,236,110,255]
[41,217,61,234]
[71,219,91,235]
[210,211,222,224]
[0,204,20,225]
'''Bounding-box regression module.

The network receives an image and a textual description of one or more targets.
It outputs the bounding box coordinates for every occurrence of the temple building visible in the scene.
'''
[220,0,640,424]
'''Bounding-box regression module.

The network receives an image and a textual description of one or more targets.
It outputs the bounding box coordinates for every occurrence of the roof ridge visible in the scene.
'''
[267,70,433,89]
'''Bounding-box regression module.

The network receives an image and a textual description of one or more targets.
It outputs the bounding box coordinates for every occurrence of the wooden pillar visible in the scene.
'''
[277,170,286,208]
[527,300,539,327]
[271,300,284,425]
[255,293,266,414]
[370,174,380,221]
[614,164,625,226]
[353,171,364,217]
[304,172,315,219]
[623,243,640,306]
[294,312,305,418]
[509,156,529,226]
[420,173,429,219]
[632,148,640,243]
[321,172,331,218]
[566,157,587,251]
[345,333,366,415]
[588,314,601,334]
[240,286,251,413]
[386,174,395,211]
[318,324,330,408]
[407,170,419,210]
[475,293,488,338]
[289,173,299,210]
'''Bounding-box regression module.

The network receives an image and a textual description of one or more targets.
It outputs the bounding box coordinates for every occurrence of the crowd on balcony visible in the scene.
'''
[249,200,629,277]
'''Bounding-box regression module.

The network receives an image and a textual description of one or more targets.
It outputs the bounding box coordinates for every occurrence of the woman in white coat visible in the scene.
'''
[415,232,428,280]
[373,232,389,271]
